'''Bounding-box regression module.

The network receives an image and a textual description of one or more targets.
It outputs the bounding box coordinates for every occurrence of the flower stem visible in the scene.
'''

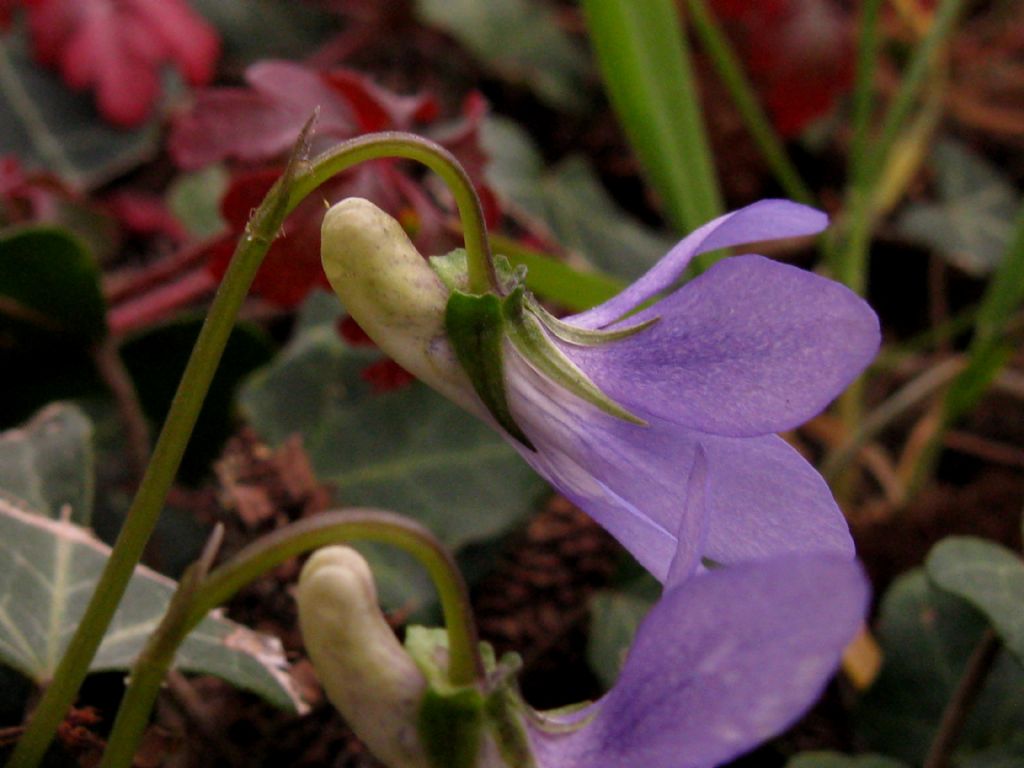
[287,131,499,295]
[923,629,1002,768]
[99,509,484,768]
[10,129,493,768]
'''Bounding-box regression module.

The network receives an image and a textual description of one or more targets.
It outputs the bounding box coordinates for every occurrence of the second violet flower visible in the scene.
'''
[320,197,880,581]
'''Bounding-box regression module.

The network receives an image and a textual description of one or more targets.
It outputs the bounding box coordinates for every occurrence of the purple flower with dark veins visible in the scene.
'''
[321,198,880,580]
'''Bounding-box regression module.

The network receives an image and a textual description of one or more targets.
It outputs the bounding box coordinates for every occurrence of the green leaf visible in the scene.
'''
[785,753,908,768]
[416,0,590,111]
[580,0,723,237]
[239,293,547,609]
[856,570,1024,764]
[896,139,1019,276]
[0,496,304,711]
[0,403,93,526]
[482,118,673,281]
[0,33,161,190]
[586,575,658,688]
[927,537,1024,666]
[0,226,107,342]
[167,165,229,239]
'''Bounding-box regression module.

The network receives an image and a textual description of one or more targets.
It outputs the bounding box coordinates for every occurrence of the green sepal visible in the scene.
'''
[418,687,486,768]
[527,296,660,346]
[431,250,523,295]
[502,288,647,426]
[483,653,537,768]
[430,250,470,292]
[407,628,537,768]
[445,289,536,450]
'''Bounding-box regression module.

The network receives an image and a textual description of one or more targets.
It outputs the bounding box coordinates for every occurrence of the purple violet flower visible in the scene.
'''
[321,198,880,581]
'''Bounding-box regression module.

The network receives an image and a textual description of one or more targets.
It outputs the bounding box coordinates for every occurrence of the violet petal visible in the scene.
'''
[569,200,827,330]
[561,255,879,436]
[505,353,852,580]
[529,555,868,768]
[701,433,854,562]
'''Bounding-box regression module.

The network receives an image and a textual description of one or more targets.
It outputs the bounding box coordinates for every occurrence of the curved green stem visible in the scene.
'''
[11,130,493,768]
[99,510,484,768]
[289,132,498,295]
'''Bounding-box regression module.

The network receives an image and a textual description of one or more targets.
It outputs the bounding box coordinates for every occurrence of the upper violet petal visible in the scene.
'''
[561,255,879,436]
[569,200,827,330]
[529,555,868,768]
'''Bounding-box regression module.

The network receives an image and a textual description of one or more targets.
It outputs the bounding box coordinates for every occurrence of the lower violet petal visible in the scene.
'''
[529,554,868,768]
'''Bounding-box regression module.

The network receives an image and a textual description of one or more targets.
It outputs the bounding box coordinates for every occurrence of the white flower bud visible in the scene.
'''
[320,198,477,410]
[296,546,430,768]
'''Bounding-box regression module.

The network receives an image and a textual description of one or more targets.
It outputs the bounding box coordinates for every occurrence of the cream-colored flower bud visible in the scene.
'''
[321,198,477,409]
[297,546,430,768]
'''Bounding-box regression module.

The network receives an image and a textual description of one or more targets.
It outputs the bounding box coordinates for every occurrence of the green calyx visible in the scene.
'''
[438,249,649,449]
[407,628,537,768]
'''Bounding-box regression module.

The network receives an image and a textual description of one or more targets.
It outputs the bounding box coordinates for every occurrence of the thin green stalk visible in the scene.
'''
[581,0,723,241]
[685,0,813,205]
[11,130,495,768]
[847,0,885,192]
[287,132,498,295]
[99,510,483,768]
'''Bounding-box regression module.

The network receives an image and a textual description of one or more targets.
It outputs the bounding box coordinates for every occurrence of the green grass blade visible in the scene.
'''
[581,0,723,240]
[684,0,813,205]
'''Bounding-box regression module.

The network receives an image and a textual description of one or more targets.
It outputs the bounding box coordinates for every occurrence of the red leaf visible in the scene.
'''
[360,358,415,394]
[170,62,439,169]
[180,62,501,308]
[206,168,331,308]
[24,0,220,127]
[104,191,188,242]
[709,0,853,137]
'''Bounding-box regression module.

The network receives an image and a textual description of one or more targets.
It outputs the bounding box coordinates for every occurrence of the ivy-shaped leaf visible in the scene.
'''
[482,117,673,281]
[896,139,1019,276]
[0,496,304,712]
[416,0,590,111]
[856,570,1024,764]
[0,403,93,525]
